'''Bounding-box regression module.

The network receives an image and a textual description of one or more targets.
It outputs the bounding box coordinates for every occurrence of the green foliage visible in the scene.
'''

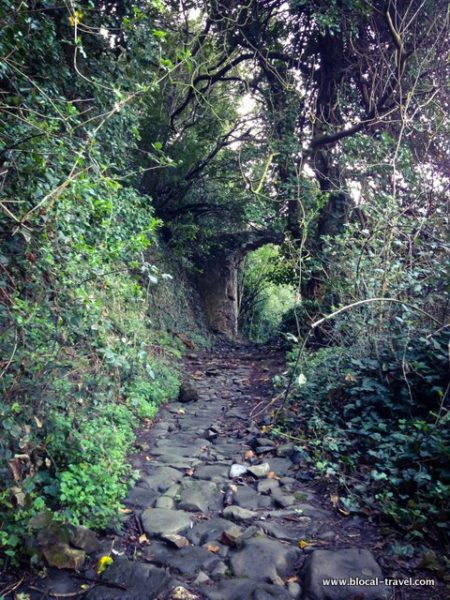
[238,245,297,342]
[0,1,186,567]
[279,324,449,541]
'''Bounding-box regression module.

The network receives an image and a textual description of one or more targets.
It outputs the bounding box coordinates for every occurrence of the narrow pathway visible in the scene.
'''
[14,342,441,599]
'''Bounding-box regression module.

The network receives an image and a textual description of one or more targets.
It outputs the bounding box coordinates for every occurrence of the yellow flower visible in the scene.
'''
[97,555,113,574]
[68,10,83,26]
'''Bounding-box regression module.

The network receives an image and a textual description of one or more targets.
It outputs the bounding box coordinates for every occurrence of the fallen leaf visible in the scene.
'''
[206,544,220,554]
[34,416,43,428]
[298,539,310,549]
[287,575,299,583]
[267,471,279,479]
[119,507,133,514]
[139,534,149,544]
[8,458,22,482]
[97,555,113,574]
[330,494,339,507]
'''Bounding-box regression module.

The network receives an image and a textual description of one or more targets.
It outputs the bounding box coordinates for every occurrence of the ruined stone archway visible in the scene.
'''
[194,230,284,338]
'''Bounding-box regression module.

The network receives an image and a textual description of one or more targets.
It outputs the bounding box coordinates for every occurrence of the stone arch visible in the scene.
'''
[195,230,284,338]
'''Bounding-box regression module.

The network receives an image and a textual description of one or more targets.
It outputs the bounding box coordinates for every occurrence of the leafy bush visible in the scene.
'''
[278,328,449,542]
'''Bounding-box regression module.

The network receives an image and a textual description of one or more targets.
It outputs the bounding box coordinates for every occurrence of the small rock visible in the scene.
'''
[171,586,199,600]
[210,561,228,579]
[165,484,181,498]
[42,544,85,570]
[276,443,295,457]
[179,382,199,403]
[70,526,102,553]
[256,437,275,447]
[156,496,175,509]
[247,462,270,478]
[162,534,191,548]
[223,506,257,522]
[193,571,210,585]
[288,581,302,599]
[135,441,150,452]
[255,446,275,455]
[229,464,247,478]
[220,526,243,547]
[257,479,280,494]
[272,490,295,508]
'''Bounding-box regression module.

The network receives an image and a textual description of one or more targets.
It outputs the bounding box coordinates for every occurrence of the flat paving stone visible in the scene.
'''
[86,558,172,600]
[234,485,272,509]
[230,537,300,585]
[194,463,231,481]
[141,508,193,538]
[301,548,390,600]
[202,578,292,599]
[187,517,242,545]
[147,541,222,576]
[178,480,220,512]
[223,505,258,522]
[139,467,183,493]
[124,486,158,509]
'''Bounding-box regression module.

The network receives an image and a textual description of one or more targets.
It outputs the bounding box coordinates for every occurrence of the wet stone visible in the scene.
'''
[257,479,280,494]
[229,464,247,478]
[265,457,293,477]
[288,582,302,599]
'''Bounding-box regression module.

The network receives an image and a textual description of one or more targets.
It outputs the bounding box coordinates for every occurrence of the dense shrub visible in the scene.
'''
[277,327,449,543]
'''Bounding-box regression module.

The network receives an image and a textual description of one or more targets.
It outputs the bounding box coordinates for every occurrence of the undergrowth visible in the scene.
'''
[275,326,449,551]
[0,182,186,567]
